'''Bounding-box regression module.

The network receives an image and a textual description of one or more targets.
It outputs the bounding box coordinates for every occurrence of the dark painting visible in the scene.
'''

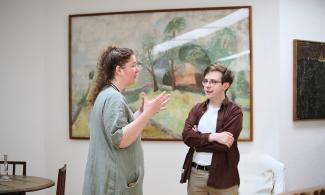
[293,40,325,120]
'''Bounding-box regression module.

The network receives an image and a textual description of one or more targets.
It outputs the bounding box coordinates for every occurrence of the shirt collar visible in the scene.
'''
[204,96,230,110]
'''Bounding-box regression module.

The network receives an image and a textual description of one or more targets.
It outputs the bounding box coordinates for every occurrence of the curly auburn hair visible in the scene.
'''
[88,46,134,105]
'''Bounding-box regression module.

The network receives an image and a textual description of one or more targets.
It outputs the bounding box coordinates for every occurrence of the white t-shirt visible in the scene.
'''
[192,103,220,166]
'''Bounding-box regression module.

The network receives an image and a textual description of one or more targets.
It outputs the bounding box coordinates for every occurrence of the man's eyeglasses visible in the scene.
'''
[202,79,223,86]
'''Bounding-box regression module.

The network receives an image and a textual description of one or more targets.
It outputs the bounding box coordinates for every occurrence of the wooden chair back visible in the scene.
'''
[56,164,67,195]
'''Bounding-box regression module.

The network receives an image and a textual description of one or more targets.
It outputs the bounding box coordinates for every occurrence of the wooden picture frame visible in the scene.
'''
[293,39,325,121]
[69,6,253,141]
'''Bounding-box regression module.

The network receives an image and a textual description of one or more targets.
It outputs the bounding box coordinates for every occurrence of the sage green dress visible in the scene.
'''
[82,86,144,195]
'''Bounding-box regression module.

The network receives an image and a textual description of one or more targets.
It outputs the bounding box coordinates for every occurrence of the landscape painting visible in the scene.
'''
[69,6,253,140]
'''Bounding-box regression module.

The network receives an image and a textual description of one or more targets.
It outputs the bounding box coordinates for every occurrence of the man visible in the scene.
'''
[181,64,243,195]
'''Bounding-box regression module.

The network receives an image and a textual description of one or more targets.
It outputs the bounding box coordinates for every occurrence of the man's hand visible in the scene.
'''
[192,125,198,132]
[209,132,234,148]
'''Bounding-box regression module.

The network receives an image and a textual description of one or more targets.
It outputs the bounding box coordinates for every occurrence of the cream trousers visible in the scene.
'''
[188,167,239,195]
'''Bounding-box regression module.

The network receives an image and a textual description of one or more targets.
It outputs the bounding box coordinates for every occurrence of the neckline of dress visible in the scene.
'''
[110,83,120,92]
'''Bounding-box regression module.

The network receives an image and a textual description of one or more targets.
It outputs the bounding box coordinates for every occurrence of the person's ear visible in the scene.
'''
[115,65,122,75]
[223,82,230,90]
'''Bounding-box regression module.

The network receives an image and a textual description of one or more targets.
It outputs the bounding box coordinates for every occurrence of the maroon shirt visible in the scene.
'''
[180,97,243,189]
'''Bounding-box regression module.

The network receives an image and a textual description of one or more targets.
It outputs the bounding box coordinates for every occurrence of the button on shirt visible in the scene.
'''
[192,103,220,166]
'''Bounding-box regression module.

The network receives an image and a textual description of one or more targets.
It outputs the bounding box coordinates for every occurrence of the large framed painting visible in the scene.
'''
[69,6,253,141]
[293,39,325,120]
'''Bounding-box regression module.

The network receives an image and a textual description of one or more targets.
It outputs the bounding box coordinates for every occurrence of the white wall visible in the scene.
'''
[0,1,47,194]
[279,0,325,190]
[0,0,324,195]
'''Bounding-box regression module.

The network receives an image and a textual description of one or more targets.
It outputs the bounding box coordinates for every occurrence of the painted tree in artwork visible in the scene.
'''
[178,43,211,71]
[163,17,186,90]
[178,43,211,88]
[209,27,237,65]
[71,70,94,125]
[139,35,159,92]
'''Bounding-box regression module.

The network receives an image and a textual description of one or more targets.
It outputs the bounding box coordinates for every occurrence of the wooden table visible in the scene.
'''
[0,175,55,194]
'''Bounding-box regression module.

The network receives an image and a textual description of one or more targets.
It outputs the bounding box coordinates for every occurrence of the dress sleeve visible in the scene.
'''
[102,95,130,148]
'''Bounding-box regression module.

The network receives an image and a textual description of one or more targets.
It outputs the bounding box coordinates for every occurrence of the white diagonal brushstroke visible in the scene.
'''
[216,50,250,62]
[152,8,249,57]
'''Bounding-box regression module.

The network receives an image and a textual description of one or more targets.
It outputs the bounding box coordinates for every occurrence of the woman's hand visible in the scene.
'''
[140,91,170,117]
[119,92,170,148]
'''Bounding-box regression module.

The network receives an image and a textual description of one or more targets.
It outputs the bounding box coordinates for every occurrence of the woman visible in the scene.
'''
[82,46,169,195]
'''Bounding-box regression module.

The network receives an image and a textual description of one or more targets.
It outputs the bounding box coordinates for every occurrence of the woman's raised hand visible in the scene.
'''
[140,91,170,117]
